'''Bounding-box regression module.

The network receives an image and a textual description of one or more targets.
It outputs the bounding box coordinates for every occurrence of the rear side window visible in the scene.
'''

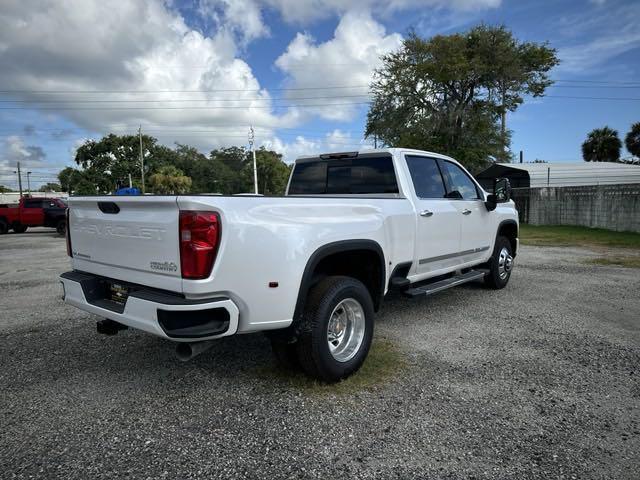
[405,156,446,199]
[289,155,398,195]
[288,161,327,194]
[350,157,398,194]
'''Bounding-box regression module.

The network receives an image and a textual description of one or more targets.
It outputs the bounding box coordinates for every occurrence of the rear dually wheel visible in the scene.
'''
[295,276,374,382]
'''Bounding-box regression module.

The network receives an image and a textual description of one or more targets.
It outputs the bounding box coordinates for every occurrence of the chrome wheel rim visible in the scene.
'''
[498,246,513,280]
[327,298,366,363]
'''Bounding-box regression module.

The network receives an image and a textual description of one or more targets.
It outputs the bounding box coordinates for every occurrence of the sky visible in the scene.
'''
[0,0,639,189]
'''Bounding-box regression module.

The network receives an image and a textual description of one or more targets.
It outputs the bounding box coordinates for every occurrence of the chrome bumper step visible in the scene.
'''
[404,269,488,298]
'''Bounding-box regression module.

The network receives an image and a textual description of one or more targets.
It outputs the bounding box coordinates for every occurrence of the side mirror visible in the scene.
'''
[494,177,511,203]
[485,178,511,211]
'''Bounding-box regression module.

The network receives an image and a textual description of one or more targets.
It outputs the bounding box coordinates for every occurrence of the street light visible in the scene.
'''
[27,171,32,194]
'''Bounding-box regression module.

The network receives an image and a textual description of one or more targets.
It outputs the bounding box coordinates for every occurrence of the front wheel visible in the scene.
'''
[484,236,514,289]
[296,276,374,382]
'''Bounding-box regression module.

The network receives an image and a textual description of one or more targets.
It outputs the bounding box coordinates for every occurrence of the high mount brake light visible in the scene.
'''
[319,151,359,160]
[179,211,221,280]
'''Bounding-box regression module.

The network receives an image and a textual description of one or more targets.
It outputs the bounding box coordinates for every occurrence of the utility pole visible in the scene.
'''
[519,150,523,164]
[374,134,378,149]
[248,126,258,194]
[138,125,145,194]
[26,171,32,193]
[15,162,23,198]
[129,173,133,188]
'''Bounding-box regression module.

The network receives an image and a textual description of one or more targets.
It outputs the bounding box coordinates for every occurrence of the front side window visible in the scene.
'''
[441,161,480,200]
[405,156,446,199]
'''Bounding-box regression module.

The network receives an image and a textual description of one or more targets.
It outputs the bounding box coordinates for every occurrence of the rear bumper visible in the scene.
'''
[60,271,239,341]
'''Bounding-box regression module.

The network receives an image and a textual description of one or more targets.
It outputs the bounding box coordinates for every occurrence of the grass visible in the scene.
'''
[583,257,640,269]
[520,224,640,249]
[255,337,407,396]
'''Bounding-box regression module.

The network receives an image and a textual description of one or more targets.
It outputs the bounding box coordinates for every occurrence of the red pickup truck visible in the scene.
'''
[0,197,67,235]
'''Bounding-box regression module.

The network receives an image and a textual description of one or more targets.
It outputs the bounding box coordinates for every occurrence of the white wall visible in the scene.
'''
[0,192,67,204]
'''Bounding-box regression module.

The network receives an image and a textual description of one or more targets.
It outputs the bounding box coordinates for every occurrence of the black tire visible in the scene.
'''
[484,236,514,289]
[0,219,8,234]
[12,224,27,234]
[269,338,300,371]
[56,219,66,236]
[296,276,374,382]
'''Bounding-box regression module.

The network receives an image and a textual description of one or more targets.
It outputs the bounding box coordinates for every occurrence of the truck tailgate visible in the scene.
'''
[68,196,182,292]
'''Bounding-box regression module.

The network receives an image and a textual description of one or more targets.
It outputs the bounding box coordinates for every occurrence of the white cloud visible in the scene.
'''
[263,0,500,24]
[275,10,403,121]
[554,1,640,73]
[0,0,286,152]
[0,136,48,180]
[261,129,371,163]
[197,0,269,44]
[0,0,502,165]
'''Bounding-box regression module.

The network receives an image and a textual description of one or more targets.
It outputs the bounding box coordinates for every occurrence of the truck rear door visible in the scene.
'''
[68,196,182,292]
[403,154,463,275]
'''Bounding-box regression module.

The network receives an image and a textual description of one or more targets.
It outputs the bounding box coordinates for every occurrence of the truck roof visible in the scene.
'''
[294,148,456,163]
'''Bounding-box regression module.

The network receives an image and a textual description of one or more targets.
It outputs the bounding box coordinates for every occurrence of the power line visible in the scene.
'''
[2,94,640,111]
[0,94,372,104]
[0,101,372,111]
[550,85,640,89]
[543,95,640,101]
[0,85,370,94]
[553,79,640,85]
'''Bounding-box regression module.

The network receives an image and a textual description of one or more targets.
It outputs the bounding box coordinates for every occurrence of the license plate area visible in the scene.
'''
[83,277,135,313]
[108,282,129,305]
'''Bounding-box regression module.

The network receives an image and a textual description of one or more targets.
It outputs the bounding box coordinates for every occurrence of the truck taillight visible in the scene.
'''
[179,211,221,280]
[65,208,72,257]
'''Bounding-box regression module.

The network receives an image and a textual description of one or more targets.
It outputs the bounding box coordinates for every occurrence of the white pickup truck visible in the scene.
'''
[61,148,518,381]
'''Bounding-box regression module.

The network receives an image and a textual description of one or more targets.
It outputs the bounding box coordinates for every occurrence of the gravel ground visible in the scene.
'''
[1,229,639,479]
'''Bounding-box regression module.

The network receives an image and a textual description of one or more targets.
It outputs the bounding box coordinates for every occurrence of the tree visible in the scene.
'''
[148,166,192,194]
[74,133,166,192]
[625,122,640,158]
[242,148,292,195]
[365,25,559,171]
[581,127,622,162]
[210,147,252,193]
[58,166,94,194]
[0,185,13,193]
[38,182,61,192]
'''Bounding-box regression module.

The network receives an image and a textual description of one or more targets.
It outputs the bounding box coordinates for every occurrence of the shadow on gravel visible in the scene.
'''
[252,336,407,396]
[0,323,408,396]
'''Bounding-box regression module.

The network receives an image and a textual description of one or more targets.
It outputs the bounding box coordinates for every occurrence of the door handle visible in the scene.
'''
[462,209,472,215]
[420,210,434,217]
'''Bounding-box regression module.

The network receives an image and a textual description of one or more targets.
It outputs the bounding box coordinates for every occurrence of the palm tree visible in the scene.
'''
[625,122,640,158]
[581,127,622,162]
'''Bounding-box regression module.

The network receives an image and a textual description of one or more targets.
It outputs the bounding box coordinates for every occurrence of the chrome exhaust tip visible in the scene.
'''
[175,340,215,362]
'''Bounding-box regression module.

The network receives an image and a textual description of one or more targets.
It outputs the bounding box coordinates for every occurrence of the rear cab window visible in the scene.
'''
[288,154,399,195]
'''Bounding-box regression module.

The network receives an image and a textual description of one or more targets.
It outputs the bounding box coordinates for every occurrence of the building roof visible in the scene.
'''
[476,162,640,188]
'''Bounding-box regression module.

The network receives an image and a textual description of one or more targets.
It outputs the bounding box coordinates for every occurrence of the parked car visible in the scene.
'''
[60,148,518,381]
[0,196,67,235]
